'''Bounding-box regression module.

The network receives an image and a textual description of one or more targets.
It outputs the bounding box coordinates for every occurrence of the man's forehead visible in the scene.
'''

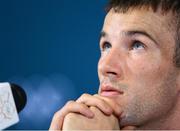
[103,8,176,40]
[105,8,176,32]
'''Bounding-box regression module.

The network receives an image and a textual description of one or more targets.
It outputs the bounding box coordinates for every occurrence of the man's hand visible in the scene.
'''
[62,106,120,130]
[49,93,136,130]
[49,94,119,130]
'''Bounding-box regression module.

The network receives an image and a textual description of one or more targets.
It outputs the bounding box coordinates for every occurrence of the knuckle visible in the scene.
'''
[93,94,98,97]
[79,103,88,109]
[54,111,59,116]
[53,110,61,119]
[81,93,90,98]
[66,100,75,106]
[77,93,91,102]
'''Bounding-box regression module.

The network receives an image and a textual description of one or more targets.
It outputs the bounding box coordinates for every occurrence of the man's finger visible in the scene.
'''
[94,94,122,117]
[76,93,113,115]
[49,101,94,130]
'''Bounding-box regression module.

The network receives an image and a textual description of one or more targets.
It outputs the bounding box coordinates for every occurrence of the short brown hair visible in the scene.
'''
[107,0,180,68]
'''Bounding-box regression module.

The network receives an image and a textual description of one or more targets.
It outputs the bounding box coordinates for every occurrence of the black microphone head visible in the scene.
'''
[10,83,27,113]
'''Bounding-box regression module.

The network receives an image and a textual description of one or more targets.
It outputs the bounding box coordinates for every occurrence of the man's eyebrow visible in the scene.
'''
[100,30,158,46]
[125,30,158,45]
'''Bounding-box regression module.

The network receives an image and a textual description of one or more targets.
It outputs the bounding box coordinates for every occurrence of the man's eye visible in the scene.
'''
[101,41,112,51]
[131,41,145,50]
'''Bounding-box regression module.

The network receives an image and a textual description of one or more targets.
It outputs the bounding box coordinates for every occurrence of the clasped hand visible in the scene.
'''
[49,94,136,130]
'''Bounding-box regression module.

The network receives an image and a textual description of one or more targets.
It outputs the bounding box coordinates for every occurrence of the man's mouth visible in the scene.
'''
[100,83,124,97]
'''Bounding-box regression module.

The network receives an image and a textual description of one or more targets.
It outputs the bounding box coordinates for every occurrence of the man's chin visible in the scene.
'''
[119,113,139,129]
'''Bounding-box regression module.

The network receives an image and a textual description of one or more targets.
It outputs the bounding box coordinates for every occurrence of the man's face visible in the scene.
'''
[98,8,179,127]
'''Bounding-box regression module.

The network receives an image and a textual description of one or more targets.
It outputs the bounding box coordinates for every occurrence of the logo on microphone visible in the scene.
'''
[0,83,19,129]
[0,90,16,121]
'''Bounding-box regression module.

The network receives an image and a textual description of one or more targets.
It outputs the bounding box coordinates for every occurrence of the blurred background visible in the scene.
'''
[0,0,107,129]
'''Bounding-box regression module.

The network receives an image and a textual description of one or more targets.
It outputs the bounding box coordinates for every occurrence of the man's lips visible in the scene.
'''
[100,84,124,97]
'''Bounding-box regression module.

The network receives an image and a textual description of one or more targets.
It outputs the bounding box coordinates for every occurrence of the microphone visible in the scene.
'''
[0,82,27,129]
[10,83,27,113]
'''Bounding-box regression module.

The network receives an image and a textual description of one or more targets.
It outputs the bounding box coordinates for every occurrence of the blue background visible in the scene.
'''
[0,0,107,129]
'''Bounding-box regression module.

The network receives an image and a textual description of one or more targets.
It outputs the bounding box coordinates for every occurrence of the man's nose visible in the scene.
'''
[99,47,123,80]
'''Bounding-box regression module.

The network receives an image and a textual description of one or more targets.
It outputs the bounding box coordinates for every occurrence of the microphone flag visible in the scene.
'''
[0,82,19,129]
